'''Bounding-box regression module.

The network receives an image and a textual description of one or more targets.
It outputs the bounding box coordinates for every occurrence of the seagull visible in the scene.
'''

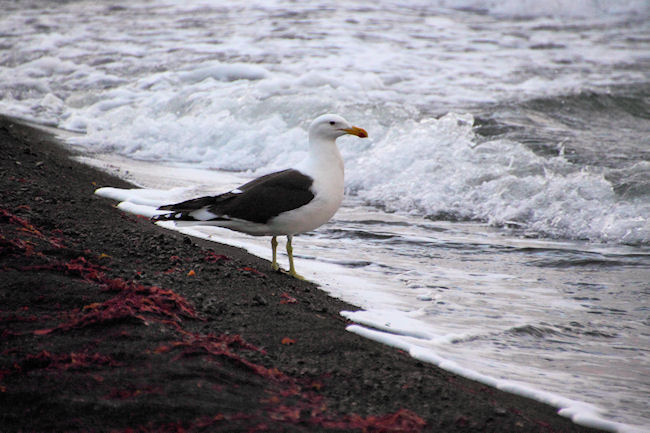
[152,114,368,279]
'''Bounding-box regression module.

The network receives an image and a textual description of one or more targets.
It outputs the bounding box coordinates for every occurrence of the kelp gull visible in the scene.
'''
[152,114,368,279]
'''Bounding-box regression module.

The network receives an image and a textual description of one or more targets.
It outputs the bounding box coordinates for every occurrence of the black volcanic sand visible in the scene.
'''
[0,114,602,432]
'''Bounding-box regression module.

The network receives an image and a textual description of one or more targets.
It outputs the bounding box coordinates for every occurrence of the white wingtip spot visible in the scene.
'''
[189,207,218,220]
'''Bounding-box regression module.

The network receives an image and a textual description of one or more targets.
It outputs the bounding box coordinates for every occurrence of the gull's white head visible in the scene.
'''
[308,114,368,142]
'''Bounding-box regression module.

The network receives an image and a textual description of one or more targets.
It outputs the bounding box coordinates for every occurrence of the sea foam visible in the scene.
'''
[1,0,648,246]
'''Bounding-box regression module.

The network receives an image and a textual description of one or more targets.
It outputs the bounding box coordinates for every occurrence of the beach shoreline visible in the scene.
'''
[0,113,602,432]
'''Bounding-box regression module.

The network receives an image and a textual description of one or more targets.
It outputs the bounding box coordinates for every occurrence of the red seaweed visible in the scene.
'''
[34,282,199,335]
[279,293,297,304]
[1,207,430,432]
[330,409,426,432]
[21,256,108,282]
[238,267,267,277]
[152,331,426,432]
[0,208,35,231]
[1,207,64,249]
[153,333,275,378]
[18,350,120,373]
[203,251,229,263]
[0,235,36,256]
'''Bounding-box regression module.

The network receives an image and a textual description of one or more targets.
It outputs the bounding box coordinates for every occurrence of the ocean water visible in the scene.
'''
[2,0,649,431]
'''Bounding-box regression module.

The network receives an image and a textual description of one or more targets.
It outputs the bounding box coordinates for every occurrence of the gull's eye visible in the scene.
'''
[329,121,336,125]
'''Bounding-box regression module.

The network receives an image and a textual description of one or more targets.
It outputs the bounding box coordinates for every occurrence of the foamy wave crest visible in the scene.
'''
[1,0,647,246]
[346,113,649,245]
[13,66,650,245]
[51,92,650,246]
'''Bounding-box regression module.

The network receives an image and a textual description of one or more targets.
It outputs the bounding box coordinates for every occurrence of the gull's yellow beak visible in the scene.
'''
[342,126,368,138]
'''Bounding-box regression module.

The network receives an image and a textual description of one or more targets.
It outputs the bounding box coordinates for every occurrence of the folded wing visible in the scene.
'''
[153,169,315,224]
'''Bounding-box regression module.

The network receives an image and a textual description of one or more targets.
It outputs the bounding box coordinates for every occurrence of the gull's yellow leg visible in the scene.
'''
[286,235,305,280]
[271,236,280,271]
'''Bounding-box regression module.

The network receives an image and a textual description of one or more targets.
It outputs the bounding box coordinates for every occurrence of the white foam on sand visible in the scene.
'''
[345,324,646,433]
